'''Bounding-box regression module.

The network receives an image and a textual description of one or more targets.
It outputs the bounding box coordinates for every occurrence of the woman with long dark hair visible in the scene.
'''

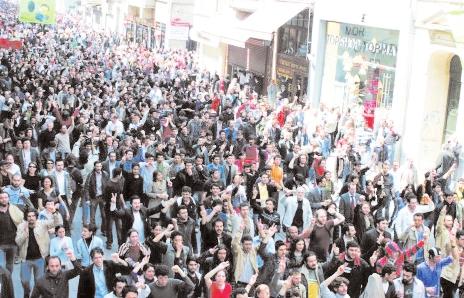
[23,161,40,209]
[287,238,307,269]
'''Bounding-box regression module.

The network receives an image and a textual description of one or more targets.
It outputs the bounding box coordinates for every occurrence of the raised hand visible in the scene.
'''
[111,193,117,204]
[208,246,218,255]
[219,261,230,270]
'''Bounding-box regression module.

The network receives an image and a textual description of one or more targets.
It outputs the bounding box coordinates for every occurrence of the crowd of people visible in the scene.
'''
[1,0,464,298]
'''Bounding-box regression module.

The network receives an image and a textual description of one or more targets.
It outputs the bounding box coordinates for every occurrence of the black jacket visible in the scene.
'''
[110,206,159,239]
[84,170,109,200]
[31,260,83,298]
[325,255,372,298]
[77,261,130,298]
[361,228,392,259]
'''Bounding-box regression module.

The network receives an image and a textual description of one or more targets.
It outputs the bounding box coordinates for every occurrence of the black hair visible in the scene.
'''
[24,208,38,220]
[112,167,122,177]
[341,223,355,235]
[126,228,139,238]
[346,241,360,250]
[457,229,464,239]
[154,264,170,276]
[241,235,253,244]
[82,223,97,234]
[122,285,138,297]
[181,186,192,193]
[90,247,104,258]
[130,195,141,202]
[381,263,396,277]
[402,262,416,275]
[113,275,127,288]
[275,240,286,252]
[374,217,386,226]
[413,213,424,219]
[171,231,183,240]
[143,263,155,272]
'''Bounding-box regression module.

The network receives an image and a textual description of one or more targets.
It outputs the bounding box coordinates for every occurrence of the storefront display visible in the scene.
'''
[320,21,399,127]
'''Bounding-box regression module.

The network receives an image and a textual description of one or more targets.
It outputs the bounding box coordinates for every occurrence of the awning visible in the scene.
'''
[236,2,310,41]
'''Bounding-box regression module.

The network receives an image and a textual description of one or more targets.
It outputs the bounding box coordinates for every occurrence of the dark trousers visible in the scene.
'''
[68,187,82,225]
[90,196,106,233]
[441,277,457,298]
[106,213,123,246]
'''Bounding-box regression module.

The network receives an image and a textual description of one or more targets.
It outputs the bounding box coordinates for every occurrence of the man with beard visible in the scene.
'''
[31,250,83,298]
[393,262,425,298]
[4,174,34,209]
[306,208,345,262]
[202,219,232,252]
[184,257,202,298]
[299,251,327,298]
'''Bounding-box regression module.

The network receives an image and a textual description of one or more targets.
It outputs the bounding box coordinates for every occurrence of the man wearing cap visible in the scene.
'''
[417,243,458,298]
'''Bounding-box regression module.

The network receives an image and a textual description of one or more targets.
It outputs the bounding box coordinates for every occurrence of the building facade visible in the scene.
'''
[309,0,464,176]
[192,0,312,96]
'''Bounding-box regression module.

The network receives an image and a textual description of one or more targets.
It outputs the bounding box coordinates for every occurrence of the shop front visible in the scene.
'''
[227,41,270,95]
[276,54,308,100]
[319,21,399,127]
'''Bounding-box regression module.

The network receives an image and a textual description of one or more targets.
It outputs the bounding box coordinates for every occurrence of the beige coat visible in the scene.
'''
[15,213,61,261]
[231,230,259,282]
[7,204,23,227]
[399,224,432,262]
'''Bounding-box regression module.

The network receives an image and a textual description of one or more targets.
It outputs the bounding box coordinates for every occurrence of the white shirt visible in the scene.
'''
[95,172,103,196]
[108,162,116,179]
[22,149,31,171]
[132,211,145,242]
[393,203,435,237]
[55,171,66,195]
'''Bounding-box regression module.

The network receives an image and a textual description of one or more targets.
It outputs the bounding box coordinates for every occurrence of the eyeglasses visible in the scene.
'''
[29,165,37,168]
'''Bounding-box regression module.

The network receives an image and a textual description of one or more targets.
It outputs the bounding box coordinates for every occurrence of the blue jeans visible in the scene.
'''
[21,258,45,296]
[0,244,17,274]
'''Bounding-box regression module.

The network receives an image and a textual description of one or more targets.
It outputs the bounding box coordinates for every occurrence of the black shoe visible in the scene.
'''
[106,244,112,250]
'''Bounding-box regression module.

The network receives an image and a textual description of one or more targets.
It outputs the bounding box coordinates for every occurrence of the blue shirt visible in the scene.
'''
[139,163,155,193]
[207,163,226,184]
[4,186,30,206]
[92,265,108,298]
[416,256,453,297]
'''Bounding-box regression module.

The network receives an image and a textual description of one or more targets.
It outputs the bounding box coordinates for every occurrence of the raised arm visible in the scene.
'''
[204,261,230,289]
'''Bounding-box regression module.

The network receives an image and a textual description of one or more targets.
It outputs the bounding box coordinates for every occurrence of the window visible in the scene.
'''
[444,55,462,141]
[278,9,312,58]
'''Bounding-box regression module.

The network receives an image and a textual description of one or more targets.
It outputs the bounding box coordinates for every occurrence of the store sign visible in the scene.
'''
[278,57,308,73]
[168,18,190,41]
[321,21,399,109]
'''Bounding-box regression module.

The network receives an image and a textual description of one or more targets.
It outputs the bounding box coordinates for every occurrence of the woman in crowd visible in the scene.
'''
[49,225,75,268]
[75,223,104,266]
[23,161,40,209]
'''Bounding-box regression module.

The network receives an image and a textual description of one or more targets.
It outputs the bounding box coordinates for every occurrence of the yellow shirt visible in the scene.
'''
[258,183,269,207]
[307,281,319,298]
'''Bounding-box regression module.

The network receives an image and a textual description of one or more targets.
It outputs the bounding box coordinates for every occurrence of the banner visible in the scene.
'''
[19,0,56,25]
[0,38,23,49]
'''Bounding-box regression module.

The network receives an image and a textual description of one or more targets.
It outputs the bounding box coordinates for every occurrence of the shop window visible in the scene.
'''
[278,10,312,58]
[444,55,462,141]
